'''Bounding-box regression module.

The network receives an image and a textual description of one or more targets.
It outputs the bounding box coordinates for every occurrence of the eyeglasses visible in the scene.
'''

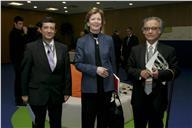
[143,27,160,31]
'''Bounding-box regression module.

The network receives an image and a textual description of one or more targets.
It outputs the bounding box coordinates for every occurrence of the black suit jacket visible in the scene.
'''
[122,35,139,61]
[21,39,72,105]
[9,28,27,65]
[127,42,180,110]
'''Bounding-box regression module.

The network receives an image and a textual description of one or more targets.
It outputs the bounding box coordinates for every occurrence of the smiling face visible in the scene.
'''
[40,22,56,42]
[87,12,102,34]
[85,8,105,34]
[142,19,162,44]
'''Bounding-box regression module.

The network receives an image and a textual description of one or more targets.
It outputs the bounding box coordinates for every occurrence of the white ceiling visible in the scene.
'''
[1,1,181,14]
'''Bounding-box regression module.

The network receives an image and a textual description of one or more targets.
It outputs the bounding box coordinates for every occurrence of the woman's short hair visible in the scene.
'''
[85,7,105,27]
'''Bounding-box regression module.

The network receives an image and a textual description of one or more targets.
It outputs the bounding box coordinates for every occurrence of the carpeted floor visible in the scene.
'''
[11,106,167,128]
[2,64,192,128]
[12,106,134,128]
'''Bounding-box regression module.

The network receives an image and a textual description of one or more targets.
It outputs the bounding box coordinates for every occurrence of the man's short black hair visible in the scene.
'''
[14,16,24,23]
[40,16,55,28]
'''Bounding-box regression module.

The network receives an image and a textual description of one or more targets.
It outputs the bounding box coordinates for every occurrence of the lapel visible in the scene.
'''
[87,34,96,64]
[54,41,62,70]
[157,43,163,55]
[37,40,52,71]
[140,44,147,68]
[98,33,109,54]
[97,34,106,64]
[98,33,104,51]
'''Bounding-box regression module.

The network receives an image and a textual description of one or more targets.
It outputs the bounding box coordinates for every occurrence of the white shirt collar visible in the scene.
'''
[43,39,54,50]
[146,40,158,51]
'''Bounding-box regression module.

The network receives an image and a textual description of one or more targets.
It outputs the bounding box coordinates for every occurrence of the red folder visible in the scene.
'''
[113,73,120,94]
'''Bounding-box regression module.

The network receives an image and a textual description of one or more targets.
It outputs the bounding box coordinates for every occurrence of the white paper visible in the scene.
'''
[26,104,35,124]
[146,51,169,86]
[145,51,159,72]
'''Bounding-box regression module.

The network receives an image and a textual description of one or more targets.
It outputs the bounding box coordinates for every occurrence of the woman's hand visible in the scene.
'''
[96,67,109,78]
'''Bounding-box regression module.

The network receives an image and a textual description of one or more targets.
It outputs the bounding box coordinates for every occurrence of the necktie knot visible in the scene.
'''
[149,45,153,51]
[47,44,53,52]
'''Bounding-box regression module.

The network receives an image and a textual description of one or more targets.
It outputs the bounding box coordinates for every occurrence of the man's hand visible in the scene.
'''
[22,96,28,103]
[151,68,159,79]
[140,69,152,79]
[64,95,70,102]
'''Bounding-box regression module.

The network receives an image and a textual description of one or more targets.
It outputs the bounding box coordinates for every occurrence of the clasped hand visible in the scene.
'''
[96,67,109,78]
[140,68,159,79]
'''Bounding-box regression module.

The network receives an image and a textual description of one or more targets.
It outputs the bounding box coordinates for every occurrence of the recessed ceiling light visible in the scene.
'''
[96,2,100,5]
[34,6,37,9]
[8,2,24,6]
[46,8,59,11]
[129,3,133,6]
[27,1,31,4]
[62,1,66,4]
[93,7,97,10]
[65,10,68,13]
[64,6,67,9]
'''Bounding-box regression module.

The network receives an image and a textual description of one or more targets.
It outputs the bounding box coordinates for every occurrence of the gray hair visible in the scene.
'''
[142,16,164,33]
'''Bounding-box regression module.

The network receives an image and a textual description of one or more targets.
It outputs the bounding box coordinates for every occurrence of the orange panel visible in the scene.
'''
[71,64,82,97]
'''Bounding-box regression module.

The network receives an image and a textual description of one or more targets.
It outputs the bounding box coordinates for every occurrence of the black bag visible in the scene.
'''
[108,92,124,128]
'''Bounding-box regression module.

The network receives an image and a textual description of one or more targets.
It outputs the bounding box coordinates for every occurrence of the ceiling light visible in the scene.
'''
[34,6,37,9]
[46,8,59,11]
[92,7,97,10]
[129,3,133,6]
[64,6,67,9]
[27,1,31,4]
[8,2,24,6]
[62,1,66,4]
[65,10,68,13]
[96,2,100,5]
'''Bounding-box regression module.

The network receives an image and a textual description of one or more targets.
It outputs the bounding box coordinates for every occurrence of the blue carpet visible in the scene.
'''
[168,68,192,128]
[1,64,17,128]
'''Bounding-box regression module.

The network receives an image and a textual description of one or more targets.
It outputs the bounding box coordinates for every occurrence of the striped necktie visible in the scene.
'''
[147,45,153,61]
[46,44,55,71]
[145,45,153,95]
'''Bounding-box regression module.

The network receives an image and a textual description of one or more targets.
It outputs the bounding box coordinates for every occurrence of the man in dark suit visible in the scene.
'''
[127,17,180,128]
[122,27,139,69]
[21,16,72,128]
[9,16,28,106]
[112,30,122,74]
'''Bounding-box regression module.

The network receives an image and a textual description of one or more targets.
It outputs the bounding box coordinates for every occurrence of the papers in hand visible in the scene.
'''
[146,51,159,72]
[26,104,35,124]
[145,50,169,85]
[113,73,120,94]
[146,51,169,72]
